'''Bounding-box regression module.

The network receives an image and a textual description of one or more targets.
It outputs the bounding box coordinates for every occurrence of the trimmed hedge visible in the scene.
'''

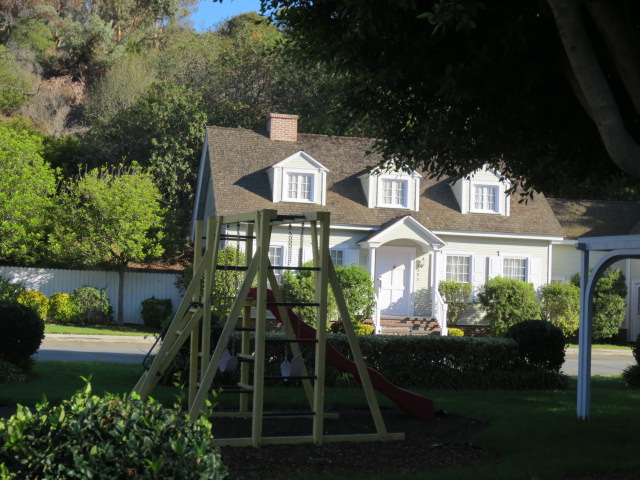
[0,300,44,371]
[159,332,568,390]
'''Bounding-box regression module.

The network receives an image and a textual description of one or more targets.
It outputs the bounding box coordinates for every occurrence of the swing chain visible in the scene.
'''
[235,223,241,291]
[298,222,305,267]
[287,223,293,267]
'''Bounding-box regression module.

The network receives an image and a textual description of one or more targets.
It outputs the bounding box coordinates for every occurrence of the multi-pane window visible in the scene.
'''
[330,249,344,266]
[268,246,283,284]
[287,173,312,201]
[503,258,527,282]
[446,255,470,283]
[474,185,498,212]
[381,179,406,207]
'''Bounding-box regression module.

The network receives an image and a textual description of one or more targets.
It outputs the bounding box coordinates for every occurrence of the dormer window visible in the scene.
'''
[286,172,313,201]
[358,163,421,211]
[450,165,510,216]
[381,178,407,207]
[472,184,499,213]
[268,151,328,206]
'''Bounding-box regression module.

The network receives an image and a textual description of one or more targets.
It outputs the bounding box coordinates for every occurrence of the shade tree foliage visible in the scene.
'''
[263,0,640,198]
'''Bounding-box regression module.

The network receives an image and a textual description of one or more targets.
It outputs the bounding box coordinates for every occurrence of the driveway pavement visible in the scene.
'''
[35,335,637,375]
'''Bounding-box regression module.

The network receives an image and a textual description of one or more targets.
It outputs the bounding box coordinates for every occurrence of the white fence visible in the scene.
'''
[0,266,184,325]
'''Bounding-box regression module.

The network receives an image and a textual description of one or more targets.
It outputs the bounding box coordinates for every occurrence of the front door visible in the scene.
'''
[376,246,414,316]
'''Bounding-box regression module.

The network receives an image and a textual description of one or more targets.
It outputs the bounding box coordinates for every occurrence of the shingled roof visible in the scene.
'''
[547,198,640,239]
[204,126,563,237]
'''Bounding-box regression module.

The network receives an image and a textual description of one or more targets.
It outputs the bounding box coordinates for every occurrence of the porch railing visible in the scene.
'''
[433,290,448,336]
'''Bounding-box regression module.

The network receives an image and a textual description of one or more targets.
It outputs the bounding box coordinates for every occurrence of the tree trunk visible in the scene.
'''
[547,0,640,179]
[117,264,125,325]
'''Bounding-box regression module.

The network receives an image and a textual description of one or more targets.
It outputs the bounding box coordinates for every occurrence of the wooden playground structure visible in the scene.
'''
[134,209,433,447]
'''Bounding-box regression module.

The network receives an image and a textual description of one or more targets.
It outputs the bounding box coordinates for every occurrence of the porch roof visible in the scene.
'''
[357,215,446,251]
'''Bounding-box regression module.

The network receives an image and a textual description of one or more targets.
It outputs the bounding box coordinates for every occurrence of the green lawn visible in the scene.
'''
[44,323,160,336]
[2,364,639,480]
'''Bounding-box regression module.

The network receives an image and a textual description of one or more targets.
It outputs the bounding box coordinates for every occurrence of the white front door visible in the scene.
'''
[376,246,414,316]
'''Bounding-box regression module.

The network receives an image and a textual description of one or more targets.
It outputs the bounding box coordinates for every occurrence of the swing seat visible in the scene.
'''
[280,358,291,377]
[290,355,304,377]
[220,349,237,373]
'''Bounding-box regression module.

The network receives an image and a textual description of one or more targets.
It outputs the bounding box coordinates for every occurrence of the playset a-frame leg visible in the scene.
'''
[133,209,405,446]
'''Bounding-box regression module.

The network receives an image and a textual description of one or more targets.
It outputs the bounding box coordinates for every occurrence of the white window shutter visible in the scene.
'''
[344,249,360,266]
[489,256,501,279]
[472,256,485,285]
[529,258,541,288]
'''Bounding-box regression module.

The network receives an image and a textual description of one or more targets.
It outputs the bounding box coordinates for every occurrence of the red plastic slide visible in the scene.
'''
[248,288,435,419]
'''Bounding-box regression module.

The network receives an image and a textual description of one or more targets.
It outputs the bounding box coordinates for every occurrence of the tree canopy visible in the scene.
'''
[0,123,56,264]
[264,0,640,197]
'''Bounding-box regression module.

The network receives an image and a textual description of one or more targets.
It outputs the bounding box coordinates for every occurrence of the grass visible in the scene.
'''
[44,323,160,336]
[2,364,640,480]
[567,343,632,350]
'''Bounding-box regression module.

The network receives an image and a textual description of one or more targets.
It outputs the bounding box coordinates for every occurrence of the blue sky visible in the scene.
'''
[189,0,264,32]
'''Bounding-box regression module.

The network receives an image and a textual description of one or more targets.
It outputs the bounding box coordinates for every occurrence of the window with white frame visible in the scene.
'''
[503,257,527,282]
[329,249,344,266]
[268,246,284,284]
[473,185,498,213]
[446,255,470,283]
[285,172,313,202]
[381,179,407,207]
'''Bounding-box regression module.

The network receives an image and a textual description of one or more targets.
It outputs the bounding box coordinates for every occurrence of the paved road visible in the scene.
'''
[562,347,634,376]
[36,335,636,375]
[35,334,158,364]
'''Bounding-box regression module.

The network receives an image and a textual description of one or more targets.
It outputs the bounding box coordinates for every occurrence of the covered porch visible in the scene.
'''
[356,216,448,335]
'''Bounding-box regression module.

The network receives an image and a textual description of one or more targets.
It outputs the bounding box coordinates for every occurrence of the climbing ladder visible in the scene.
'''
[134,209,404,446]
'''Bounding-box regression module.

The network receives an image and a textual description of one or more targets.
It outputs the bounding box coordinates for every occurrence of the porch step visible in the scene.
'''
[379,317,441,336]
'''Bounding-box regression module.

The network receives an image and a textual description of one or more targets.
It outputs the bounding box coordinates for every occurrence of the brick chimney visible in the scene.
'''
[267,113,299,142]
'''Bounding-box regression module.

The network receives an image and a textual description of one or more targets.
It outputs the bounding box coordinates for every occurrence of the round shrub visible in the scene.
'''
[632,333,640,365]
[0,300,44,370]
[47,292,75,323]
[141,296,173,329]
[506,320,566,372]
[70,286,113,325]
[448,328,464,337]
[17,289,49,321]
[478,277,542,337]
[0,383,227,479]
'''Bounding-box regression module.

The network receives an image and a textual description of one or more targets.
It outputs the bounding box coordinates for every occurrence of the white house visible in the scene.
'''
[192,113,570,336]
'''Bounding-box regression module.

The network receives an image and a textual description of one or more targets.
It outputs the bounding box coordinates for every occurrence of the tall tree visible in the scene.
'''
[0,123,56,264]
[263,0,640,197]
[50,164,164,323]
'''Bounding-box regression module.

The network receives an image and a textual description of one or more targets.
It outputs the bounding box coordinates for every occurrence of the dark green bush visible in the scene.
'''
[69,286,113,325]
[0,300,44,370]
[0,276,25,302]
[632,333,640,365]
[622,364,640,388]
[478,277,542,336]
[506,320,566,372]
[0,383,227,479]
[141,296,173,329]
[571,269,627,340]
[159,331,567,390]
[0,358,26,384]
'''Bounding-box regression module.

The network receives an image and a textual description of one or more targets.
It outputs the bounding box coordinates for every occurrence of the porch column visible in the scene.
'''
[359,241,382,333]
[431,249,441,317]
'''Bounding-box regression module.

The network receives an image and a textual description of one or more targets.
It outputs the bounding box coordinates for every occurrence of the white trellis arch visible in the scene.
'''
[577,234,640,420]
